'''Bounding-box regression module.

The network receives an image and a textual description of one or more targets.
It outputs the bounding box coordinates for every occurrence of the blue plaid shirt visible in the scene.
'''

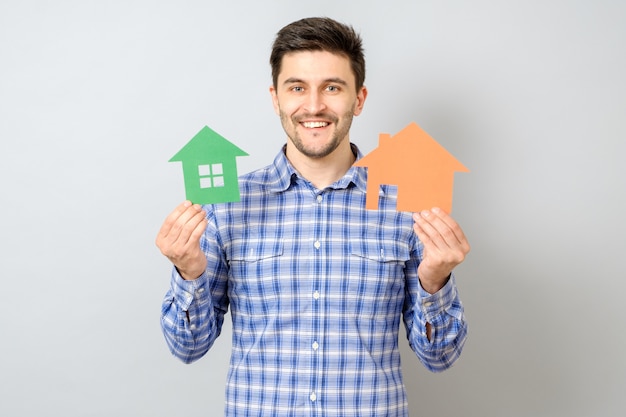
[161,145,467,416]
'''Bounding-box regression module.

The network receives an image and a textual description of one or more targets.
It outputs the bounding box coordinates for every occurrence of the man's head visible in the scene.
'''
[270,17,366,91]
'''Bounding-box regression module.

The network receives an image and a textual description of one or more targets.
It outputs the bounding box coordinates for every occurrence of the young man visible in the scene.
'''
[157,17,469,416]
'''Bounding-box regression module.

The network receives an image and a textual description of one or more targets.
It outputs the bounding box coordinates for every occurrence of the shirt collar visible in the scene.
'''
[268,144,368,194]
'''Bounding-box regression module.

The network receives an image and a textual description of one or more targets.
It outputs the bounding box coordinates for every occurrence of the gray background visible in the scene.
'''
[1,0,625,416]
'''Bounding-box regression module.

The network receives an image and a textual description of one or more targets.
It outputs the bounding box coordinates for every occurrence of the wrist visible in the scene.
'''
[176,263,206,281]
[419,273,450,294]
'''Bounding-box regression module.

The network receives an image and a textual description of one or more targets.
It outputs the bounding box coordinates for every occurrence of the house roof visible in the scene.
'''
[169,125,249,164]
[354,122,468,173]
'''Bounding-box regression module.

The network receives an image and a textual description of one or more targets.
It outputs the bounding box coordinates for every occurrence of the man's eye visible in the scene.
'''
[326,85,339,92]
[292,86,304,92]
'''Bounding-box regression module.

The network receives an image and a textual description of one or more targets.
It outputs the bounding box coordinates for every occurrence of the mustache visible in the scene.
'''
[293,113,338,123]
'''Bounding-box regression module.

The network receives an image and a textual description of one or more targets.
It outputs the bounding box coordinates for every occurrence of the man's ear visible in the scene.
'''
[269,85,280,115]
[353,85,368,116]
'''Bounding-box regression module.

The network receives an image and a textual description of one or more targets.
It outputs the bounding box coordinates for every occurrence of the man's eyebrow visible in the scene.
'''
[282,77,349,86]
[282,77,305,85]
[324,77,349,86]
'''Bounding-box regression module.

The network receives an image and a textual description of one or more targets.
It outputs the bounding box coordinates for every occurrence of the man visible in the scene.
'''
[157,17,469,416]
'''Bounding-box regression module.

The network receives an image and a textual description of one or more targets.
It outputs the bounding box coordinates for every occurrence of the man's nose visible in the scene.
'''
[303,90,326,114]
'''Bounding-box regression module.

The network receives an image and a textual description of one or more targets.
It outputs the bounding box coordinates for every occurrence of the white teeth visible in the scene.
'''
[302,121,329,128]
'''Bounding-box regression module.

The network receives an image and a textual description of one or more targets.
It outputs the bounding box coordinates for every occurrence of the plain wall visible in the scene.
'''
[1,1,625,416]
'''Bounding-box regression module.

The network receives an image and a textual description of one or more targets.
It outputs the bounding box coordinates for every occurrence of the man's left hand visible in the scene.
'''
[412,208,470,294]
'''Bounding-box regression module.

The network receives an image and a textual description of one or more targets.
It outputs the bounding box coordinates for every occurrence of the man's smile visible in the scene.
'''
[301,121,330,128]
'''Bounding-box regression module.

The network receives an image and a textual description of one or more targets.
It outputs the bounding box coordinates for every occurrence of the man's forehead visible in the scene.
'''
[277,50,355,85]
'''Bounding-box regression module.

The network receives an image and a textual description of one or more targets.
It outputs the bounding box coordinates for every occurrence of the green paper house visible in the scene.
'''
[169,126,248,204]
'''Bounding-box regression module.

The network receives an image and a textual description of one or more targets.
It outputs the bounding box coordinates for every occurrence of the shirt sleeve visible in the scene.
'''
[160,209,230,364]
[403,266,468,373]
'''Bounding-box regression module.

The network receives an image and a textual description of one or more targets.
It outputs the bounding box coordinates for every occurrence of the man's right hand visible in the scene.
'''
[156,201,208,281]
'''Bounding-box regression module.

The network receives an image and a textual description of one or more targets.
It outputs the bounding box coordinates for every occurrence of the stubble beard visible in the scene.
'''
[280,107,356,159]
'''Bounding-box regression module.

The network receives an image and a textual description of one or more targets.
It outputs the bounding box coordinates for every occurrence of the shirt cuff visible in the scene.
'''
[417,273,458,323]
[170,267,209,311]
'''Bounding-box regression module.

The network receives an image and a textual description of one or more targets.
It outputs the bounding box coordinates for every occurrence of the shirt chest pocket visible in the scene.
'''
[350,241,410,264]
[347,241,411,310]
[227,241,285,312]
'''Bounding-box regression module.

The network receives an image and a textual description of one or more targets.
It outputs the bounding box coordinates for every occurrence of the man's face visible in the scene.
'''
[270,50,367,159]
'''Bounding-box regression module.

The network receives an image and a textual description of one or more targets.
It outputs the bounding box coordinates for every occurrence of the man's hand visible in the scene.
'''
[412,208,470,294]
[156,201,208,281]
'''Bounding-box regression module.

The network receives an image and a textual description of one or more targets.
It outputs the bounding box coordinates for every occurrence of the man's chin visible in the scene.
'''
[293,140,342,159]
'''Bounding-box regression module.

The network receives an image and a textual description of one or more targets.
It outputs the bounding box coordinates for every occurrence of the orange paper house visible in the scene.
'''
[354,122,469,213]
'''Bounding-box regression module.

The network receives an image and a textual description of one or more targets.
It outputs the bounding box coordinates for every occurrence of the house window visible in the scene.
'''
[198,163,225,188]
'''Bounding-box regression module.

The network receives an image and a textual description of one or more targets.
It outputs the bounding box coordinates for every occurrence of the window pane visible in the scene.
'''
[200,177,212,188]
[198,164,211,176]
[212,163,223,175]
[213,176,225,187]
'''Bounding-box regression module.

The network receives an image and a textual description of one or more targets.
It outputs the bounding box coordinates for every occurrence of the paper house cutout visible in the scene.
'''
[169,126,248,204]
[353,122,469,213]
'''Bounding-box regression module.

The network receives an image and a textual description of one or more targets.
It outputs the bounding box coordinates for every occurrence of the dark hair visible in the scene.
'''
[270,17,366,90]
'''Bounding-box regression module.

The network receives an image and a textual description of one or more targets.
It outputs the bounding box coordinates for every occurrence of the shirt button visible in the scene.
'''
[423,301,434,307]
[310,392,317,402]
[312,341,319,351]
[316,195,323,203]
[314,240,321,249]
[313,291,320,300]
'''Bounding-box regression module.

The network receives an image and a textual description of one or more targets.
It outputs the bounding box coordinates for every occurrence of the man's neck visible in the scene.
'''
[285,141,356,190]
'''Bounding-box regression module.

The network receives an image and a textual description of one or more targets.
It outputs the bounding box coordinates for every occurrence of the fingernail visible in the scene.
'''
[421,210,430,218]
